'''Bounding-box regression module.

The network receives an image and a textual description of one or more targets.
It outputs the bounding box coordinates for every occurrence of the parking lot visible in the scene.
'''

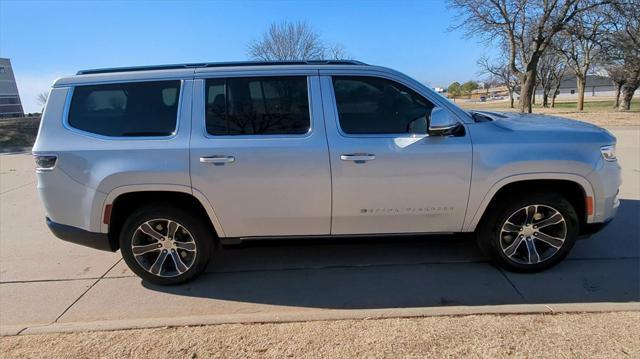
[1,127,638,336]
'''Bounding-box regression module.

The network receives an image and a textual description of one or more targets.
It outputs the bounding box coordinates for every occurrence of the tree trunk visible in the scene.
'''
[576,75,586,111]
[519,70,536,113]
[543,91,549,107]
[613,83,622,109]
[619,84,637,111]
[508,89,514,108]
[550,83,561,109]
[531,80,537,105]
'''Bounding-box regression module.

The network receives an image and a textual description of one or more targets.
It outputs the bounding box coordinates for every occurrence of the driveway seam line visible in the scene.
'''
[2,256,637,284]
[496,266,527,302]
[52,258,123,323]
[1,277,108,284]
[14,259,124,334]
[0,180,36,196]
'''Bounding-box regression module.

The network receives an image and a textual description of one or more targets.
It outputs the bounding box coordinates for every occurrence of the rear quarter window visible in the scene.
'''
[67,80,181,137]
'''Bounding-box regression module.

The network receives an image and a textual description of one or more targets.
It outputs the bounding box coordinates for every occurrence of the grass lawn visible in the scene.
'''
[458,98,639,112]
[0,117,40,152]
[539,99,640,112]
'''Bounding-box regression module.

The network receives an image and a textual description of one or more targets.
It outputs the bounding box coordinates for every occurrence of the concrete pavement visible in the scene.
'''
[1,127,638,336]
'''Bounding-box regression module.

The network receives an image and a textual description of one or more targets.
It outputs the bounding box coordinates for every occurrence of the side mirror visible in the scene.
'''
[428,107,460,136]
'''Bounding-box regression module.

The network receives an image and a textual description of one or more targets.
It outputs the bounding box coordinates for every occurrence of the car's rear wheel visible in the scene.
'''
[120,205,212,285]
[477,192,579,272]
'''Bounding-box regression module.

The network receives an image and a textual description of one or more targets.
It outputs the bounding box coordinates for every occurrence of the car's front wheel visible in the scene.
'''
[120,205,212,285]
[477,192,579,272]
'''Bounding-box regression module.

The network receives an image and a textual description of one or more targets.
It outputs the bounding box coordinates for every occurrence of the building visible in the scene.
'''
[534,74,638,100]
[469,85,511,101]
[0,58,24,118]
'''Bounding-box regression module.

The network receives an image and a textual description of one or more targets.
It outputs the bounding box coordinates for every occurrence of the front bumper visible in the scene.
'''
[578,217,614,239]
[46,218,115,252]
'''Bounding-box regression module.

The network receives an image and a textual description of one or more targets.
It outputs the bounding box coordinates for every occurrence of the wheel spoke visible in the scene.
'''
[525,238,541,264]
[149,251,169,275]
[524,206,537,225]
[534,232,564,248]
[170,250,188,274]
[139,223,164,242]
[534,213,564,229]
[174,241,196,251]
[502,221,521,232]
[167,221,179,239]
[503,235,524,258]
[132,243,161,256]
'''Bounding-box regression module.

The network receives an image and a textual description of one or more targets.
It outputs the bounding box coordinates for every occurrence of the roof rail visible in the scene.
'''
[76,60,367,75]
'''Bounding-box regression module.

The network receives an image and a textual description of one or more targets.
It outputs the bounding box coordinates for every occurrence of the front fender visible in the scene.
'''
[463,173,595,232]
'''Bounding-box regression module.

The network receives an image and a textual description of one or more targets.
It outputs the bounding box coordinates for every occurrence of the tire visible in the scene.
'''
[476,192,579,272]
[119,204,213,285]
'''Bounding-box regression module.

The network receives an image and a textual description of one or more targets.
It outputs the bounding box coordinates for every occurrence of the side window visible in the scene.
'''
[205,76,310,135]
[332,76,434,134]
[68,80,181,137]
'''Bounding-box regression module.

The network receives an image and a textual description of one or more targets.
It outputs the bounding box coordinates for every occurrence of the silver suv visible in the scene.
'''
[33,61,621,284]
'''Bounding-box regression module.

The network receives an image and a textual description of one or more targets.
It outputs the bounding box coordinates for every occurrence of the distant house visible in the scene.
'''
[469,85,510,100]
[0,58,24,118]
[534,74,637,100]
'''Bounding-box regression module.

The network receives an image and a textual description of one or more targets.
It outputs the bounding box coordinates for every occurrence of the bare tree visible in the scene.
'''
[449,0,609,113]
[248,21,347,61]
[537,48,567,107]
[605,65,627,108]
[556,9,606,110]
[327,43,349,60]
[477,55,518,108]
[36,92,49,108]
[549,69,567,108]
[600,0,640,111]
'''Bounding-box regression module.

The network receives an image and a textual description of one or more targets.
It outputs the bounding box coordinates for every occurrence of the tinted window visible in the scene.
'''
[68,80,180,137]
[205,77,310,135]
[332,76,434,134]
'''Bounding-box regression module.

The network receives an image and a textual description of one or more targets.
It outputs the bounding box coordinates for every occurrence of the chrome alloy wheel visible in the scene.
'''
[131,219,197,278]
[499,205,567,265]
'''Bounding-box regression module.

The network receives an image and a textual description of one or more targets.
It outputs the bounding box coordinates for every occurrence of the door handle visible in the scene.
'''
[200,155,235,164]
[340,153,376,162]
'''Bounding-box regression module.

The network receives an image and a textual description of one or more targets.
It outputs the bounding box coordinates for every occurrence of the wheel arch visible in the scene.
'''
[465,174,595,232]
[99,185,225,251]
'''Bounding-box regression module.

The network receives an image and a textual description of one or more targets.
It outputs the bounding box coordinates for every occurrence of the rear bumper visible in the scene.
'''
[46,218,115,252]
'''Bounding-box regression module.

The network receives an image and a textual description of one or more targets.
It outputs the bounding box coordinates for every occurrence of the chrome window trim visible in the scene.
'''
[62,79,184,141]
[327,73,466,139]
[200,75,314,140]
[194,66,320,78]
[321,67,473,122]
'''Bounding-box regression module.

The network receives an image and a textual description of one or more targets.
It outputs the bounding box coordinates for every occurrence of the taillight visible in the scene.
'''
[34,154,57,171]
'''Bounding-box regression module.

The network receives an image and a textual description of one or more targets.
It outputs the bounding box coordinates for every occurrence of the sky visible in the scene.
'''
[0,0,497,113]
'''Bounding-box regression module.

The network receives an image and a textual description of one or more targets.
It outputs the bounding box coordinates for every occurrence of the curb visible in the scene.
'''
[3,302,639,336]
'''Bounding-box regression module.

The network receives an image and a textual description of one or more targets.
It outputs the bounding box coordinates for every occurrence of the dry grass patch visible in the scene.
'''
[1,312,639,358]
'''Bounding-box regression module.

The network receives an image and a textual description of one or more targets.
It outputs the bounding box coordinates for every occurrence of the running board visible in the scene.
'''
[219,232,459,246]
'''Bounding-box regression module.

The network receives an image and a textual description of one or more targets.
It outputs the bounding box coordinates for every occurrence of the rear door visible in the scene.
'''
[190,72,331,238]
[320,74,472,235]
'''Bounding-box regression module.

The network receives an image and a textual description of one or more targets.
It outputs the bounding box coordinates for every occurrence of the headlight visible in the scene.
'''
[600,145,617,161]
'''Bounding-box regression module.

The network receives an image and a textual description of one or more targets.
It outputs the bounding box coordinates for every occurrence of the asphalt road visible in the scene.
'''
[1,127,638,335]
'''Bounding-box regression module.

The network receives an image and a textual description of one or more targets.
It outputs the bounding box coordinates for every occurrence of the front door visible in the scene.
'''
[320,75,472,235]
[190,75,331,238]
